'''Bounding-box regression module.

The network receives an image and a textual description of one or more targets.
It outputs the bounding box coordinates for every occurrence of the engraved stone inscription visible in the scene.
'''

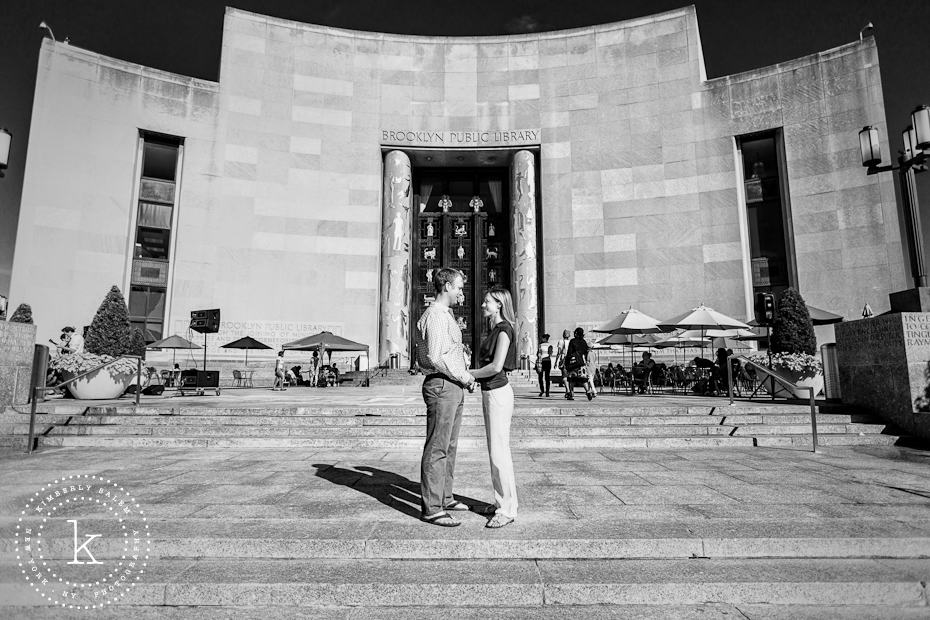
[903,313,930,350]
[0,323,35,365]
[381,129,540,146]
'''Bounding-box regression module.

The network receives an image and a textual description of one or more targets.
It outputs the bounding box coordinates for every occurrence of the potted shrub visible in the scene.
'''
[752,287,824,399]
[50,286,140,399]
[8,303,34,323]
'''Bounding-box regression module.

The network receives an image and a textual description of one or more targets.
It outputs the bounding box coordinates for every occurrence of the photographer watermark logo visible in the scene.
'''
[14,475,151,610]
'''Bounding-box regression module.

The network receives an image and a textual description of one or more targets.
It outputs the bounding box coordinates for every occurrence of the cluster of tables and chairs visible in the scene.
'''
[592,360,762,396]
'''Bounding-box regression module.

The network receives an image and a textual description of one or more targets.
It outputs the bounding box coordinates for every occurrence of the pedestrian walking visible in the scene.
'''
[468,286,518,528]
[555,329,571,399]
[272,350,286,391]
[416,267,476,527]
[565,327,595,401]
[535,333,552,397]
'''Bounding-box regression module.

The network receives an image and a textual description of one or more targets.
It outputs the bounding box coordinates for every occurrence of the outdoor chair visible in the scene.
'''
[736,364,759,396]
[681,366,699,393]
[650,365,668,393]
[630,366,651,395]
[160,369,172,386]
[611,368,631,393]
[232,369,243,387]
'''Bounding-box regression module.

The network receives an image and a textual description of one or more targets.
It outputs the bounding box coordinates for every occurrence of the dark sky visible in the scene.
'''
[2,1,929,297]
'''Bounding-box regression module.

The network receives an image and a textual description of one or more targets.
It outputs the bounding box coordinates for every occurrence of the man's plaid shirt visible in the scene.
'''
[416,304,472,385]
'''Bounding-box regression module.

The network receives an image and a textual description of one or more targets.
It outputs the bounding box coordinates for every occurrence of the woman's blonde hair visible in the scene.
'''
[486,285,516,326]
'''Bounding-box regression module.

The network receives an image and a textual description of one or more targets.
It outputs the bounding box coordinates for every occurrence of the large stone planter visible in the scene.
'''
[63,367,135,400]
[762,368,824,400]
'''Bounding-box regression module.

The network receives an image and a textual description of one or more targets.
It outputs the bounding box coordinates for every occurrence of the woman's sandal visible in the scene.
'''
[421,511,460,527]
[485,514,514,529]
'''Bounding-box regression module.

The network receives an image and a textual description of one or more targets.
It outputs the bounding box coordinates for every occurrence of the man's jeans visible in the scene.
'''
[420,375,465,516]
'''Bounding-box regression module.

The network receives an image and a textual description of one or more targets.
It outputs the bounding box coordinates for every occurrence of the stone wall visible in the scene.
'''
[10,5,905,365]
[836,313,930,439]
[0,322,37,406]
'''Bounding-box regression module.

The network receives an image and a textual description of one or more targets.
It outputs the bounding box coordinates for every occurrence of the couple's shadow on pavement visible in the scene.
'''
[312,464,489,520]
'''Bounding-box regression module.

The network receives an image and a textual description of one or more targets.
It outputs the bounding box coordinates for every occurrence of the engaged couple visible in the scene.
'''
[416,267,518,529]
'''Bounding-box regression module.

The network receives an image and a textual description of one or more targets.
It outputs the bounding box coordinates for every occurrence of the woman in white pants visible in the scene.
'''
[468,286,519,528]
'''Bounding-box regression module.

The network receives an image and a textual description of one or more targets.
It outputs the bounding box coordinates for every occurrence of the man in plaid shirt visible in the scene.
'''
[417,267,476,527]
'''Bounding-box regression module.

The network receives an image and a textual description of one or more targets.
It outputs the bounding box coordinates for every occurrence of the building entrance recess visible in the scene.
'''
[379,149,539,368]
[412,168,511,366]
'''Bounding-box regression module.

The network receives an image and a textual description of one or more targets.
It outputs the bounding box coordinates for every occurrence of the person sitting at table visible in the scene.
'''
[632,352,656,394]
[692,356,714,369]
[291,365,304,385]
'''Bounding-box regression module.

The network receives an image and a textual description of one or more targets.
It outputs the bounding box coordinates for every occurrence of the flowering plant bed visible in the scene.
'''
[748,352,822,376]
[747,352,823,399]
[49,352,138,377]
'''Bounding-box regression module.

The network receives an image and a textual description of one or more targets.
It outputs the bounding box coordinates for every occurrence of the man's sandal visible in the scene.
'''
[421,512,460,527]
[485,514,514,529]
[443,500,469,511]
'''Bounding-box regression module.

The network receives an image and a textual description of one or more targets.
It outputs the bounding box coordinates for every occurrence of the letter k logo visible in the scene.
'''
[66,519,103,565]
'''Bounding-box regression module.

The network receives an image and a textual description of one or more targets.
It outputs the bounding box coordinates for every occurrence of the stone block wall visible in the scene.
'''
[0,322,37,407]
[836,313,930,439]
[10,5,905,365]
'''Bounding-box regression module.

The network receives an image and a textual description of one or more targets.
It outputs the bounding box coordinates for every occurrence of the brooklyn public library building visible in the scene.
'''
[9,6,907,367]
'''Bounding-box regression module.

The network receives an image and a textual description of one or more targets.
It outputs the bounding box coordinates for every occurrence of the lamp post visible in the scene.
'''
[0,128,11,176]
[859,104,930,310]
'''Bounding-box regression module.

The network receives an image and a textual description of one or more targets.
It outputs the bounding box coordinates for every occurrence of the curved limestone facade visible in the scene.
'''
[10,6,906,363]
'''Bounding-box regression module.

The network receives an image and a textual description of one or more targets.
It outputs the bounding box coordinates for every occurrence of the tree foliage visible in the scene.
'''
[84,286,132,357]
[770,287,816,355]
[129,328,147,359]
[8,303,33,324]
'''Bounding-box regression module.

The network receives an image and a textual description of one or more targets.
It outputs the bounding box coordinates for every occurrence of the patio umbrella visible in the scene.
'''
[749,304,843,327]
[597,333,658,368]
[806,304,844,325]
[594,307,664,335]
[659,305,750,359]
[146,334,201,365]
[711,336,751,350]
[220,335,272,367]
[283,331,371,385]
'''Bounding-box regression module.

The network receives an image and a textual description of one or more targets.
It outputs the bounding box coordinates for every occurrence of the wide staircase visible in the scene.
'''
[0,390,903,450]
[2,389,925,617]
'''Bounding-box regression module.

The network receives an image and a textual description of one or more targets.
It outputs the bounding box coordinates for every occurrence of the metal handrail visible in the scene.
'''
[727,354,818,452]
[27,355,143,454]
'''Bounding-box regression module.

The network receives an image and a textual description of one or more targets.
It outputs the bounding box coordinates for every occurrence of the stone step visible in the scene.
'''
[1,605,926,620]
[755,434,901,447]
[2,516,925,560]
[732,423,887,436]
[31,424,747,438]
[5,435,765,449]
[0,412,728,426]
[0,558,926,608]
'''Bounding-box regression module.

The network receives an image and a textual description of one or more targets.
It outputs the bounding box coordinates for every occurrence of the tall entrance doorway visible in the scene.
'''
[379,149,540,369]
[411,167,511,364]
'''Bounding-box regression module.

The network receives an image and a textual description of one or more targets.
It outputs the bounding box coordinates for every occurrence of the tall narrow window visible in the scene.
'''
[738,130,797,297]
[128,132,182,342]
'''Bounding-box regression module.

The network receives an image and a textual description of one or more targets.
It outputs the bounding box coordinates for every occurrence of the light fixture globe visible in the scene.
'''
[912,105,930,150]
[858,125,881,167]
[0,128,11,168]
[903,126,916,161]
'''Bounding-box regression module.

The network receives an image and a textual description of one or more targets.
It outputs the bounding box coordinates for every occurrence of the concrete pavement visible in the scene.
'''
[1,441,929,617]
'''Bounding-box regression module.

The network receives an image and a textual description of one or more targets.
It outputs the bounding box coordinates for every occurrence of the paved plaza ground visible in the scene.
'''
[1,433,930,617]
